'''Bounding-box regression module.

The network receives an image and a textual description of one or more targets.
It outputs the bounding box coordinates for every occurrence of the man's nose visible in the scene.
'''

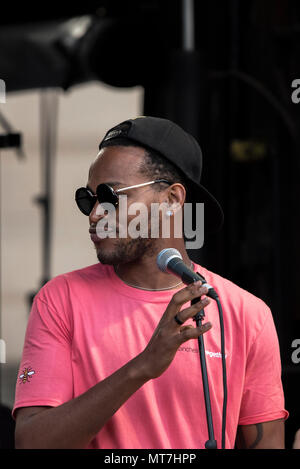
[89,201,111,224]
[89,201,103,224]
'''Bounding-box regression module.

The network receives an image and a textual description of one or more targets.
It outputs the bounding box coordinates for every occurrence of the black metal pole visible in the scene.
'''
[192,298,217,449]
[27,90,58,307]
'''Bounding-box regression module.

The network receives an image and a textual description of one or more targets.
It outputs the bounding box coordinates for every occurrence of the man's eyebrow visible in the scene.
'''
[86,184,95,194]
[85,182,124,193]
[105,181,124,187]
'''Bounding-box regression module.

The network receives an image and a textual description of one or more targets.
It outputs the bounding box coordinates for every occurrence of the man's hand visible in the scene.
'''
[140,280,212,379]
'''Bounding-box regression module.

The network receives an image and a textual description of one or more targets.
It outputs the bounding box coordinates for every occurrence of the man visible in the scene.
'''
[13,116,288,449]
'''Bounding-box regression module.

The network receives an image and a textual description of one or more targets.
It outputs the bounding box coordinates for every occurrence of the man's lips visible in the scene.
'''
[89,227,117,241]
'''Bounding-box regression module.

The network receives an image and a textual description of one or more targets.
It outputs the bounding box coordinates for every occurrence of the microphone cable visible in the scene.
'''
[216,296,227,450]
[196,272,227,449]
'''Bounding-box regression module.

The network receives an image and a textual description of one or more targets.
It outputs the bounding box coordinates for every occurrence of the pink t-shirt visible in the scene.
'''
[13,262,288,449]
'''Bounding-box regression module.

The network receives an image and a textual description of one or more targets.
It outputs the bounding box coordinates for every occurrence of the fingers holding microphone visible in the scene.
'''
[141,280,212,380]
[172,281,212,343]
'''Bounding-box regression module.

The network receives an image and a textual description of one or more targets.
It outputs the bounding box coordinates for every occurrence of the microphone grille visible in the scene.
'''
[156,248,182,272]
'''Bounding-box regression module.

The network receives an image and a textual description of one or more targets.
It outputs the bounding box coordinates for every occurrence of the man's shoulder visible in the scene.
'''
[198,264,271,321]
[61,262,110,282]
[50,262,108,283]
[35,263,110,303]
[197,265,277,351]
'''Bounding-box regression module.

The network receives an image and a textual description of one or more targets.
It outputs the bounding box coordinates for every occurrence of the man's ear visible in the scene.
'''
[164,183,186,210]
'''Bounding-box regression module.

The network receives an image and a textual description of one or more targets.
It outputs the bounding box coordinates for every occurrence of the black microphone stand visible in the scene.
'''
[156,249,226,448]
[191,280,217,449]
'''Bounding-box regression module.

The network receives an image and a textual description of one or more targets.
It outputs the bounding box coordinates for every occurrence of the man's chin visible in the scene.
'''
[97,253,115,265]
[95,237,157,265]
[96,246,119,265]
[93,237,123,265]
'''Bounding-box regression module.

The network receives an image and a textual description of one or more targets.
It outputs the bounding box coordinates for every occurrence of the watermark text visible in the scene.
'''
[291,339,300,364]
[291,79,300,104]
[0,339,6,363]
[0,79,6,103]
[95,197,204,249]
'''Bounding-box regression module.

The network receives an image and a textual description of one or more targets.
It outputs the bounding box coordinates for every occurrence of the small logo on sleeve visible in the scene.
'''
[19,367,35,384]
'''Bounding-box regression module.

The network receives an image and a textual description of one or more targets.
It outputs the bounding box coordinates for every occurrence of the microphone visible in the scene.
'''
[156,248,218,300]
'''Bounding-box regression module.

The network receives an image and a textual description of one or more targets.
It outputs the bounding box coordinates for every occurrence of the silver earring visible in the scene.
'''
[166,210,173,217]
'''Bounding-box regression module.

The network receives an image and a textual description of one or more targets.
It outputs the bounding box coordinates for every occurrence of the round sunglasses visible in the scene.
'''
[75,179,170,216]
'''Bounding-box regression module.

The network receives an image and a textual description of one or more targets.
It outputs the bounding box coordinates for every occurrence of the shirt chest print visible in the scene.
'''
[19,367,35,384]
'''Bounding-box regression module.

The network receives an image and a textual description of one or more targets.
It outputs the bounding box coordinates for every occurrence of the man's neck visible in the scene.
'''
[114,243,192,291]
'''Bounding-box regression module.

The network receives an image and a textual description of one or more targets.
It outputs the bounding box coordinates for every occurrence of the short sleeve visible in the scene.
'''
[238,308,289,425]
[12,292,73,419]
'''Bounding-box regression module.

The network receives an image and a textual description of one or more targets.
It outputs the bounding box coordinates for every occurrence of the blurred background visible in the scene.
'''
[0,0,299,449]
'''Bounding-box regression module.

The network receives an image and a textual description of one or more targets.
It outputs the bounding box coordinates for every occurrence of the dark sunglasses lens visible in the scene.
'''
[75,188,95,215]
[96,184,119,207]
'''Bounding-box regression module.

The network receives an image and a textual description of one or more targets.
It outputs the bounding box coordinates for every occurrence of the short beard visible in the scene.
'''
[96,236,158,266]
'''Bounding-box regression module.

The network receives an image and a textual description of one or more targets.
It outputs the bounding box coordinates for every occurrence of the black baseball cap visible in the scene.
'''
[99,116,224,234]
